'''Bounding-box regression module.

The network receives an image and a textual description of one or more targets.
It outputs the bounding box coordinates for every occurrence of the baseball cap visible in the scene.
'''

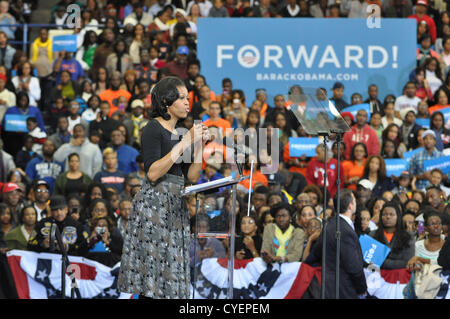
[358,179,374,191]
[175,8,187,17]
[131,99,144,109]
[341,111,354,122]
[35,180,50,190]
[49,195,67,211]
[268,173,285,185]
[400,107,416,120]
[421,129,436,139]
[176,46,189,55]
[2,183,21,193]
[417,0,428,5]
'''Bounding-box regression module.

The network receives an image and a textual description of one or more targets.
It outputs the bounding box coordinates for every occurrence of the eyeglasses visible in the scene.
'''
[94,208,106,213]
[427,222,442,227]
[36,189,49,193]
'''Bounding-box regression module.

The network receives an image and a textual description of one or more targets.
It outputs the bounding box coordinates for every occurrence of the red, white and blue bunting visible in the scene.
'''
[6,250,132,299]
[7,251,450,299]
[191,258,450,299]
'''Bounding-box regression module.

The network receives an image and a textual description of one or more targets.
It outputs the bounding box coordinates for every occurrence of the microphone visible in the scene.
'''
[49,223,56,252]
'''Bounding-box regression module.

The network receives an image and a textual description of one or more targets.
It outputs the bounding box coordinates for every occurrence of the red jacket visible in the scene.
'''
[343,124,380,160]
[409,14,437,43]
[306,157,343,199]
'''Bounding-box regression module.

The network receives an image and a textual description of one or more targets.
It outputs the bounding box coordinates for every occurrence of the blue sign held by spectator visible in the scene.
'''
[3,114,29,132]
[403,147,424,162]
[340,103,371,121]
[415,118,430,129]
[289,137,319,157]
[52,35,78,52]
[359,234,391,268]
[423,156,450,175]
[385,159,408,177]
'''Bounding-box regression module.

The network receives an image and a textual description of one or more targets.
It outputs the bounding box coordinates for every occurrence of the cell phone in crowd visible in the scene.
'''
[417,221,425,235]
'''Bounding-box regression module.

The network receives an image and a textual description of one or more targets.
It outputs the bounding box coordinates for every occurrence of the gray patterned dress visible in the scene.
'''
[117,174,190,298]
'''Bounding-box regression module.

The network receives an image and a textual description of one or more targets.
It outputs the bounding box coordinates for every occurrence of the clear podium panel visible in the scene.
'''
[188,182,240,299]
[285,87,351,136]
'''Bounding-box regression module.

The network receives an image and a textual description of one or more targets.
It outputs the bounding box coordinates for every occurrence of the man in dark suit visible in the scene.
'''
[305,189,367,299]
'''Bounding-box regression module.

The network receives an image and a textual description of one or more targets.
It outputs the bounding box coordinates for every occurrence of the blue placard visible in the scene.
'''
[289,137,319,157]
[197,18,416,105]
[3,114,29,132]
[437,107,450,123]
[423,156,450,175]
[340,103,371,121]
[52,35,78,52]
[415,118,430,128]
[402,147,424,162]
[384,159,408,177]
[359,234,391,268]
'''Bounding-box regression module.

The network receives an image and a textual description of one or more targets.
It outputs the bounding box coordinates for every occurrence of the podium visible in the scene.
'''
[182,175,249,299]
[286,87,350,299]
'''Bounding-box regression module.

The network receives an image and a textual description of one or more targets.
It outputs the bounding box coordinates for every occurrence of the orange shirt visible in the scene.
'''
[429,104,450,115]
[238,169,268,189]
[384,231,394,243]
[260,102,268,118]
[283,142,307,177]
[203,118,232,136]
[99,89,132,117]
[342,159,366,191]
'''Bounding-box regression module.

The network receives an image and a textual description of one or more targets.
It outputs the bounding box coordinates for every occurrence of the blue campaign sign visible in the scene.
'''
[197,18,416,104]
[385,159,408,177]
[437,107,450,123]
[52,35,78,52]
[423,156,450,174]
[340,103,371,121]
[403,147,424,162]
[415,118,430,128]
[289,137,319,157]
[3,114,28,132]
[359,234,391,268]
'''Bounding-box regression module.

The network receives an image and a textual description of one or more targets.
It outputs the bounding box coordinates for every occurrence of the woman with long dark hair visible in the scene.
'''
[118,76,209,299]
[369,202,415,269]
[382,123,407,156]
[105,39,133,75]
[75,30,98,71]
[362,155,395,198]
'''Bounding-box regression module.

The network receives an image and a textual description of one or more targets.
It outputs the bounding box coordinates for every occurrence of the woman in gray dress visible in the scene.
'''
[118,76,209,298]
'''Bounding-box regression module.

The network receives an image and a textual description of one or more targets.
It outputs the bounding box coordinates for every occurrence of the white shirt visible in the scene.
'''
[81,108,100,123]
[11,76,41,106]
[394,95,421,113]
[340,214,355,231]
[415,239,441,265]
[67,116,81,134]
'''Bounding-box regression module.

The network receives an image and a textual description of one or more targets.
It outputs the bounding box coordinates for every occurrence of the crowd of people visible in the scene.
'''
[0,0,450,299]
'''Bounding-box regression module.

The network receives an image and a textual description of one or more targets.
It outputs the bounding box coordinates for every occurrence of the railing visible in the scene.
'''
[0,23,107,55]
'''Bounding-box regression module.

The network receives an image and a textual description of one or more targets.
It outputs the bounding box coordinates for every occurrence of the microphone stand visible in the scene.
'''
[53,225,80,299]
[333,131,344,299]
[317,132,329,299]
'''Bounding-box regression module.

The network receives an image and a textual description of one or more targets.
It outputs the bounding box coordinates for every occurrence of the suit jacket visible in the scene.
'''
[306,215,367,299]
